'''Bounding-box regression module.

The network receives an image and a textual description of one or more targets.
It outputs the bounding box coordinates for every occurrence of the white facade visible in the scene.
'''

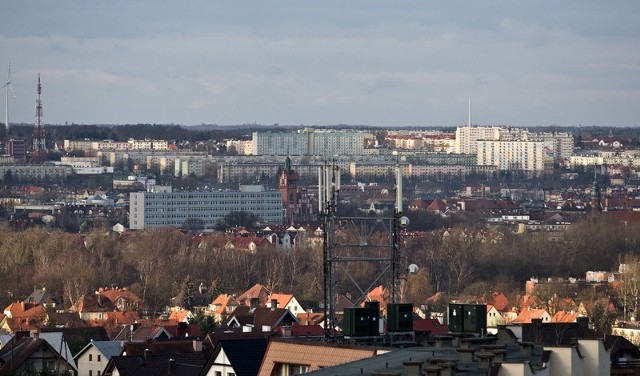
[205,348,237,376]
[64,139,169,151]
[252,131,309,156]
[477,140,545,171]
[252,129,365,156]
[129,187,283,229]
[455,126,502,154]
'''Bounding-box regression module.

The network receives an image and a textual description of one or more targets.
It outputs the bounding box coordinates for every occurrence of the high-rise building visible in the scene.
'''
[252,129,364,156]
[476,140,545,172]
[129,186,283,229]
[455,126,502,154]
[5,139,26,162]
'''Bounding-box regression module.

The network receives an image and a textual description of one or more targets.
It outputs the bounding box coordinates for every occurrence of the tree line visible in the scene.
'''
[1,213,639,318]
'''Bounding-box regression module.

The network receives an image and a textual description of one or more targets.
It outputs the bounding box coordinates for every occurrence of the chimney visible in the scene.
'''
[192,340,202,352]
[576,316,589,328]
[144,348,151,362]
[403,361,422,376]
[250,297,259,310]
[271,299,278,311]
[30,330,39,339]
[168,359,176,374]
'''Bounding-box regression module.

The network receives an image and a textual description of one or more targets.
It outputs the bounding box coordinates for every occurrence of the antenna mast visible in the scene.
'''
[32,74,47,161]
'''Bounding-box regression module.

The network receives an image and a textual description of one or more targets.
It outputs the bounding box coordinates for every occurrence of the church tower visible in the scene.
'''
[279,156,298,223]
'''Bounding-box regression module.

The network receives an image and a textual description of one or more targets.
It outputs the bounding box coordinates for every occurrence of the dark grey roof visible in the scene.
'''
[107,352,205,376]
[24,288,56,305]
[211,339,268,376]
[74,340,123,361]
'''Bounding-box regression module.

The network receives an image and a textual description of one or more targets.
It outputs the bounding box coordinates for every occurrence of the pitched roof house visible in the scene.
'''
[201,338,268,376]
[24,288,58,308]
[225,305,299,329]
[257,338,378,376]
[237,284,272,307]
[267,294,306,316]
[74,340,123,376]
[207,294,239,324]
[512,308,552,324]
[0,332,77,375]
[74,287,143,321]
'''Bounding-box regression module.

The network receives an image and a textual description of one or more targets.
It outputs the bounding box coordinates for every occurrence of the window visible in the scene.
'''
[43,361,56,371]
[89,371,93,376]
[98,354,101,362]
[89,354,93,361]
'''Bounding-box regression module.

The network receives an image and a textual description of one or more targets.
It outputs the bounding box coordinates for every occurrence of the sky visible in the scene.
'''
[1,1,639,128]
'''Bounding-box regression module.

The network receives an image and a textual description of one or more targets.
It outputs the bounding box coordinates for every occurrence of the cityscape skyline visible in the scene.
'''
[1,1,639,127]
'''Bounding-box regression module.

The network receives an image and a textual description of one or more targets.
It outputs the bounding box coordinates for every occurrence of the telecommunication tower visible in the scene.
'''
[32,74,46,161]
[319,160,406,338]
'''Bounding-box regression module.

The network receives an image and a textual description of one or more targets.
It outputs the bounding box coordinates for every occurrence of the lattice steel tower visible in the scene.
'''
[320,161,406,338]
[32,74,46,161]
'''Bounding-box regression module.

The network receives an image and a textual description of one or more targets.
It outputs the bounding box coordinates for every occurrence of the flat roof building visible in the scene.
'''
[129,186,283,229]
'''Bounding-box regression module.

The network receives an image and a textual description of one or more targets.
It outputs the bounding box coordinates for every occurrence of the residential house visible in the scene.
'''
[486,304,505,328]
[225,236,272,253]
[407,198,429,211]
[267,293,306,316]
[257,338,379,376]
[551,310,580,323]
[111,322,201,342]
[24,287,58,308]
[225,303,299,330]
[0,332,77,375]
[74,340,123,376]
[74,287,143,321]
[202,338,268,376]
[168,307,194,323]
[512,308,552,324]
[426,199,448,216]
[41,326,110,357]
[236,284,271,307]
[207,294,239,324]
[102,338,209,374]
[362,285,388,311]
[170,282,211,312]
[2,302,48,333]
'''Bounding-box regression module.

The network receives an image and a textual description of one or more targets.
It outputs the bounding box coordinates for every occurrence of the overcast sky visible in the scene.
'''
[1,1,639,127]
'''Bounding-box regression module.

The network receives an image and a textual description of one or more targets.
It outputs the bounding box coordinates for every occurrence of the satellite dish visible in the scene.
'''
[399,216,410,228]
[408,264,419,274]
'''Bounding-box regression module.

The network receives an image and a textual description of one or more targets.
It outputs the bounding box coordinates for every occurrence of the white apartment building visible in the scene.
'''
[456,126,574,161]
[252,129,365,156]
[226,139,253,155]
[252,131,309,156]
[129,186,283,229]
[64,139,169,151]
[477,140,545,171]
[455,126,502,154]
[531,132,574,160]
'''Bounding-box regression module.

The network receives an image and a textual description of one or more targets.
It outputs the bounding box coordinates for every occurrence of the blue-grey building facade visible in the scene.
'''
[129,186,283,229]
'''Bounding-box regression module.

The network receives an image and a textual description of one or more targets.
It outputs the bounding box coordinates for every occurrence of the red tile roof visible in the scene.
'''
[413,318,448,336]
